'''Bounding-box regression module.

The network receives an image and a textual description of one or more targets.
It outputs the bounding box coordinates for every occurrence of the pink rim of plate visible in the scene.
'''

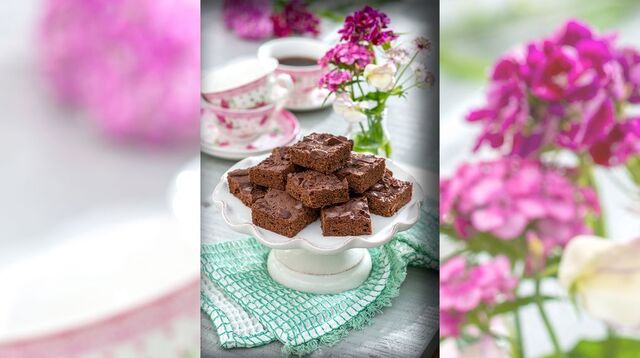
[203,110,300,154]
[0,279,199,356]
[201,75,268,102]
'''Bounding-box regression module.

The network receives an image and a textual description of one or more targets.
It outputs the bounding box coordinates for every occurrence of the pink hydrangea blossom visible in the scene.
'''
[440,158,600,258]
[468,19,640,166]
[39,0,199,144]
[318,43,373,70]
[440,256,517,338]
[338,5,398,46]
[318,70,351,92]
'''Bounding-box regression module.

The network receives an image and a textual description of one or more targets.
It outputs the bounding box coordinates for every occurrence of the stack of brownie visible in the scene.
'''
[227,133,413,238]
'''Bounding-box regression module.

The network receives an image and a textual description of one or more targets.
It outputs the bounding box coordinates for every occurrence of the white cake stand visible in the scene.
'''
[212,154,424,294]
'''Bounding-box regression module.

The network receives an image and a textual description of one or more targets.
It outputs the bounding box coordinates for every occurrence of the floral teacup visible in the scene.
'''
[202,57,293,109]
[204,102,283,143]
[258,38,329,108]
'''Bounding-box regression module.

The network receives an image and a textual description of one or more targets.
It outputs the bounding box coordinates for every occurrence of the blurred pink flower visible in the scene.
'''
[223,0,319,40]
[440,256,517,338]
[440,158,599,257]
[39,0,200,144]
[271,0,320,38]
[468,19,640,166]
[223,0,273,40]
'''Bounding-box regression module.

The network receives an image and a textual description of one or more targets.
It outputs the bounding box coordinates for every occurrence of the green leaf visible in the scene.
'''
[316,10,345,22]
[547,337,640,358]
[464,232,526,263]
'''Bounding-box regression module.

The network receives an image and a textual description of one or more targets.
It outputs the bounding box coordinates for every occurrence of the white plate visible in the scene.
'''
[212,154,424,255]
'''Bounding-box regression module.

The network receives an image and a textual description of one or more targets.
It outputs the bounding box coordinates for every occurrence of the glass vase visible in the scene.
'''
[350,109,392,157]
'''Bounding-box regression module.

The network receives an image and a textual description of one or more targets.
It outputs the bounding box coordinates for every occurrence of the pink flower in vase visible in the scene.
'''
[338,6,398,46]
[318,70,352,92]
[318,43,373,70]
[440,256,517,338]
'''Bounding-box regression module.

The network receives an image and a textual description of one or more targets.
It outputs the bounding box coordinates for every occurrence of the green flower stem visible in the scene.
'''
[626,156,640,186]
[606,327,617,358]
[394,51,419,86]
[513,306,525,358]
[578,157,607,237]
[535,278,564,358]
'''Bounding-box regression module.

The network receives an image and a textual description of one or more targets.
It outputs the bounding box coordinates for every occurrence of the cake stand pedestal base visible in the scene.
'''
[267,248,372,294]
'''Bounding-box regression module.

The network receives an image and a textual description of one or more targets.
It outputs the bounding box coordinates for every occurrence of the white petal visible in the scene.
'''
[558,235,612,289]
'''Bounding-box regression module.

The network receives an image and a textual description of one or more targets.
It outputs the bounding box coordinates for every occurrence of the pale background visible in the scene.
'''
[0,0,200,353]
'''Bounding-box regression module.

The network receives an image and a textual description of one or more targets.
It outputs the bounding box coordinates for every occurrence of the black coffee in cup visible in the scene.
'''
[277,56,318,67]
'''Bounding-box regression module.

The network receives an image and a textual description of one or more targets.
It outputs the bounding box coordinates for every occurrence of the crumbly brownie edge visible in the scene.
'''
[367,182,413,217]
[349,159,386,193]
[287,183,349,209]
[290,145,351,174]
[249,167,291,190]
[251,201,318,237]
[320,214,372,236]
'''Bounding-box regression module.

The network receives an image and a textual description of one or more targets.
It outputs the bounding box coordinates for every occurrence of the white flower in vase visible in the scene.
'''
[333,94,376,123]
[559,235,640,329]
[364,63,397,91]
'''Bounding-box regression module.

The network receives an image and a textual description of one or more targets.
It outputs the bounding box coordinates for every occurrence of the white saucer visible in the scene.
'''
[201,110,301,160]
[286,88,334,112]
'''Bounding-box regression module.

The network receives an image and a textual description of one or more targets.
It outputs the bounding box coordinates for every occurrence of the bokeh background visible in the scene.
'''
[0,1,200,355]
[441,0,640,356]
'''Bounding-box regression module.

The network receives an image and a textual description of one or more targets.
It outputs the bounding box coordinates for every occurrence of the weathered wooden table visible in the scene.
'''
[201,1,439,356]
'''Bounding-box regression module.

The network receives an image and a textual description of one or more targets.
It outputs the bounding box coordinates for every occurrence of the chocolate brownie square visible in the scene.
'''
[251,189,318,237]
[335,153,386,193]
[320,197,372,236]
[286,171,349,208]
[364,172,413,217]
[249,147,296,190]
[227,168,267,206]
[289,133,353,173]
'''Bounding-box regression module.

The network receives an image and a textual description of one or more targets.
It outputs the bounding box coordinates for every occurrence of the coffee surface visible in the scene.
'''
[278,56,318,67]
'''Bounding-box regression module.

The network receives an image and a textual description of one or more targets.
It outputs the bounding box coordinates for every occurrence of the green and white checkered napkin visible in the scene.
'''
[201,200,439,356]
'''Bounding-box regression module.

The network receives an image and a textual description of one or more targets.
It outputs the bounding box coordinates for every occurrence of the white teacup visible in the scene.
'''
[202,57,293,109]
[258,38,329,108]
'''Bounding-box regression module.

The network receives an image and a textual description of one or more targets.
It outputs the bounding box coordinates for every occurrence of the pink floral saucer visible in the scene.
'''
[201,109,301,160]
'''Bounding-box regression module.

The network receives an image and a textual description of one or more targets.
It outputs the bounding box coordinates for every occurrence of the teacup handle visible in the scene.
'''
[269,73,293,113]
